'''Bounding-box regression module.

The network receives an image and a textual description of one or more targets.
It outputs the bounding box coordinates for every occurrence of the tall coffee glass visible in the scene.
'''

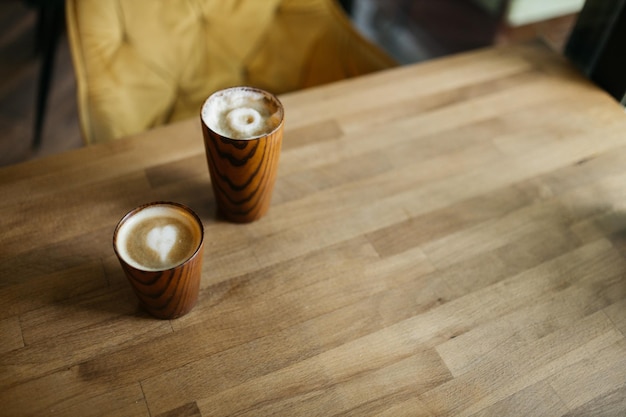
[200,86,284,223]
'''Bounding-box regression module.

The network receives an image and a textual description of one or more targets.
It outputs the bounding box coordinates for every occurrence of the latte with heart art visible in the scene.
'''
[115,204,202,271]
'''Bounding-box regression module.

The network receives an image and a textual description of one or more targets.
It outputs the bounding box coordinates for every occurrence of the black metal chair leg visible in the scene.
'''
[32,2,63,150]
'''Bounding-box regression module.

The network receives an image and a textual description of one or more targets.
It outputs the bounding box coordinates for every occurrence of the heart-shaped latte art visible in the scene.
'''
[146,225,178,262]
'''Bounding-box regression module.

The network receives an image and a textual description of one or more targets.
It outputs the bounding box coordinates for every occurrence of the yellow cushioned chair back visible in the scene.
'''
[66,0,396,144]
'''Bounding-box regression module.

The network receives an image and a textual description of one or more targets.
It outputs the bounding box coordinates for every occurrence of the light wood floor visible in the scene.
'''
[0,1,576,168]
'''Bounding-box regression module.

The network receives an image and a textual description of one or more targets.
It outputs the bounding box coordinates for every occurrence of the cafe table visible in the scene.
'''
[2,41,626,416]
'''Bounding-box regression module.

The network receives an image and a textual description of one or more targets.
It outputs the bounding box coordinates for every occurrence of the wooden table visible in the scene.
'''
[2,42,626,417]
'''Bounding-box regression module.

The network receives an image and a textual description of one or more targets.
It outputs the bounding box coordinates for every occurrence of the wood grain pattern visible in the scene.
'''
[201,88,284,223]
[113,202,205,319]
[1,42,626,416]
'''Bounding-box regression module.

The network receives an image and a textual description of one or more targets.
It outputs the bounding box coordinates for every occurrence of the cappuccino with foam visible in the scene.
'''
[115,204,202,271]
[201,87,282,139]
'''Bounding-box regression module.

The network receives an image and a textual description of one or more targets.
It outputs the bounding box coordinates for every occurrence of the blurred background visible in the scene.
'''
[0,0,580,167]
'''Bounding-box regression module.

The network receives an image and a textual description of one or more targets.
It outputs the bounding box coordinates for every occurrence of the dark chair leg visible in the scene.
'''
[565,0,626,105]
[338,0,353,15]
[32,2,63,150]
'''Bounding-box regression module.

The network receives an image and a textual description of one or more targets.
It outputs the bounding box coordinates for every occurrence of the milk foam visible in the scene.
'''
[201,88,282,139]
[146,224,177,263]
[116,205,201,271]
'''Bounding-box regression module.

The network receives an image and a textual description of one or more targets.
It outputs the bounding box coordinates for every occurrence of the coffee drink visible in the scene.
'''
[200,86,285,223]
[113,202,204,319]
[115,204,202,271]
[201,87,282,139]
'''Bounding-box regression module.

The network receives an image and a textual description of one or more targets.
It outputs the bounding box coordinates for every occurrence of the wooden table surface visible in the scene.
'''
[2,42,626,417]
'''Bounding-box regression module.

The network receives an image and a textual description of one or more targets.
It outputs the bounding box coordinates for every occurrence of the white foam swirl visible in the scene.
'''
[226,107,263,138]
[201,88,281,139]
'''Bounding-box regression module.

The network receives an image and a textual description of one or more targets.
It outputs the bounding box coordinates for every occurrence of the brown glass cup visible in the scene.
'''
[113,202,204,319]
[200,86,284,223]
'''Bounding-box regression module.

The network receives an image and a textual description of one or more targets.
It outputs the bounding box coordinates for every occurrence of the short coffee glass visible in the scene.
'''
[113,202,204,319]
[200,86,284,223]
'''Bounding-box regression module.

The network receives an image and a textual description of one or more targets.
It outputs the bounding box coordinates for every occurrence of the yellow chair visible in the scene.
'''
[66,0,396,145]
